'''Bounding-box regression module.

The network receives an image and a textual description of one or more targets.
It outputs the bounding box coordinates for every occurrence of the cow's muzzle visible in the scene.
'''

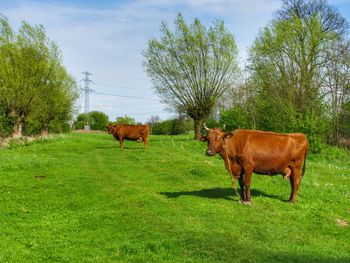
[206,149,215,156]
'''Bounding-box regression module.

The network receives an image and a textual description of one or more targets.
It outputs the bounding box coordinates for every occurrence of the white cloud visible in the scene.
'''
[1,0,284,122]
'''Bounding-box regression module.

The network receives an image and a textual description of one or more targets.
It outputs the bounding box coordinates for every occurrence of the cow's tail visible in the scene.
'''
[301,142,308,177]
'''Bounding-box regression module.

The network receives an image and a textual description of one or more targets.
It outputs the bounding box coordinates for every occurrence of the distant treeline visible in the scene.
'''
[74,112,194,136]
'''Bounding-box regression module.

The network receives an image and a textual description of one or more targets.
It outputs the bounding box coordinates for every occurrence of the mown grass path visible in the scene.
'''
[0,133,349,262]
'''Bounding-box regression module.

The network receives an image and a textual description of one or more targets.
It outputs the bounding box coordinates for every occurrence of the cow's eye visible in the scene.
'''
[216,137,221,141]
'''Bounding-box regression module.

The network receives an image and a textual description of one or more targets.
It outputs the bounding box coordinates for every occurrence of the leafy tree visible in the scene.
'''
[0,104,10,137]
[151,118,188,135]
[147,115,161,126]
[115,115,136,125]
[323,39,350,145]
[0,15,71,137]
[29,66,78,135]
[89,111,109,130]
[247,0,349,150]
[74,111,109,131]
[340,100,350,142]
[143,13,239,139]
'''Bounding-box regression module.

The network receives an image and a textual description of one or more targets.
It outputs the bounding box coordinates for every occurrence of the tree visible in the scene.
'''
[30,65,78,136]
[247,0,349,150]
[0,15,69,137]
[147,115,161,126]
[323,39,350,145]
[143,13,239,139]
[115,115,136,125]
[74,111,109,131]
[151,118,188,135]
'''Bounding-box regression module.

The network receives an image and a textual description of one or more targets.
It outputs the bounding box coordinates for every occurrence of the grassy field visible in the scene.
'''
[0,132,349,262]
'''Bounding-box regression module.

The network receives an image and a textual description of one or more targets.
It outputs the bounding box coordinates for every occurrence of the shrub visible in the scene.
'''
[151,118,190,135]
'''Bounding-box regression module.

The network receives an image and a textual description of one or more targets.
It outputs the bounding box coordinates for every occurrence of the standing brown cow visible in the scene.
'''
[106,124,149,149]
[201,125,308,203]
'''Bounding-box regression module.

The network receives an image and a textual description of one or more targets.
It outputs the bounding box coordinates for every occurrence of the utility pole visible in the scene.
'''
[82,71,93,130]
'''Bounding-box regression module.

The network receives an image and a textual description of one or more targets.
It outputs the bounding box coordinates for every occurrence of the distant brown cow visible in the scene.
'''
[106,124,149,149]
[201,125,308,203]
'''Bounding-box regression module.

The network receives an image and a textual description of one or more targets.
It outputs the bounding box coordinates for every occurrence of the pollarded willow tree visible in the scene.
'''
[143,14,239,139]
[30,65,78,136]
[0,15,76,137]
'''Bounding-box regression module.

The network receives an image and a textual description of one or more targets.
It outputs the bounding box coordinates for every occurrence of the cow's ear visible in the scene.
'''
[223,132,233,139]
[199,136,208,142]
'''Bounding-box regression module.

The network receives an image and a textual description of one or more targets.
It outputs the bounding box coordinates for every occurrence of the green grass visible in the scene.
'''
[0,132,349,262]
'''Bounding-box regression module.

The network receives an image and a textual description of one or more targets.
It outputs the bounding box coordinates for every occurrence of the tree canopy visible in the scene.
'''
[74,111,109,131]
[143,13,239,139]
[246,0,349,150]
[0,15,77,137]
[115,115,136,125]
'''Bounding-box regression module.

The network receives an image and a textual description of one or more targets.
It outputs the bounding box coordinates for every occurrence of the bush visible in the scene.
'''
[219,106,248,131]
[115,115,136,125]
[151,118,189,135]
[74,111,109,131]
[218,105,330,153]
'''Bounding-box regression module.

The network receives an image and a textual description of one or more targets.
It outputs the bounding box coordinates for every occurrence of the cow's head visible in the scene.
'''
[201,123,232,156]
[106,124,115,134]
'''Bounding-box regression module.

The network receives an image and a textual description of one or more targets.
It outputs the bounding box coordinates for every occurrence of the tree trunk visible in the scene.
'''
[12,115,25,138]
[194,118,202,140]
[41,126,49,137]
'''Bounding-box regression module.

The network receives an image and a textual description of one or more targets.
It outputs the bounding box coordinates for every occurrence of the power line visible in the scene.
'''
[94,83,150,91]
[92,73,147,81]
[92,91,159,101]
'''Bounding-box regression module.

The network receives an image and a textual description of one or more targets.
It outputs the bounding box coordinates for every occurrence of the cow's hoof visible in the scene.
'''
[240,200,251,205]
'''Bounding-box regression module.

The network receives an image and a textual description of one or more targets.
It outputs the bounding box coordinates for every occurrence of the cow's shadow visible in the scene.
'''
[95,145,145,150]
[159,187,284,202]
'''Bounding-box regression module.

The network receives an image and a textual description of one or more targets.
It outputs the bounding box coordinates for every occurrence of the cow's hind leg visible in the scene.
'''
[289,165,302,203]
[243,168,253,203]
[119,137,124,149]
[238,176,246,202]
[143,136,148,149]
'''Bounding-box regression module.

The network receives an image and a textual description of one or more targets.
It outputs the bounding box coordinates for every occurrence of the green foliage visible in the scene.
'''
[244,0,349,151]
[0,105,11,137]
[143,13,239,139]
[0,15,77,137]
[219,106,249,131]
[89,111,109,130]
[115,115,136,125]
[151,118,190,135]
[0,133,349,262]
[74,111,109,131]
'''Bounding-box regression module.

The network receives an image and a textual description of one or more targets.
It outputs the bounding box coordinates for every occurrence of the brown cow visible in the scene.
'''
[201,125,308,203]
[106,123,149,149]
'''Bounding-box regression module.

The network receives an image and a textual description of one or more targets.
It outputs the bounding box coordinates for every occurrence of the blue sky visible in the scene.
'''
[1,0,350,123]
